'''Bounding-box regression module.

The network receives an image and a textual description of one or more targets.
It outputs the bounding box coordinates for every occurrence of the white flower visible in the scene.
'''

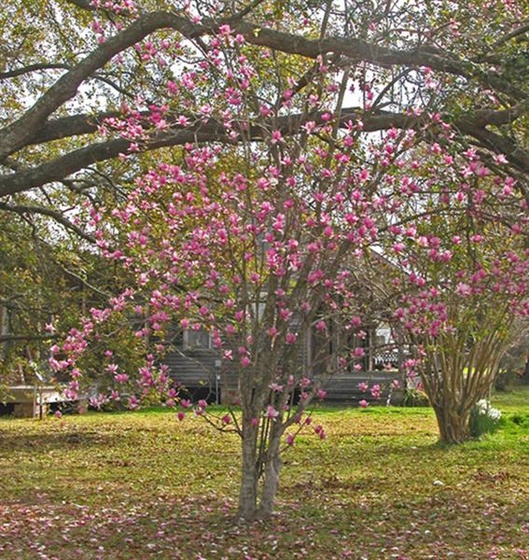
[474,399,501,420]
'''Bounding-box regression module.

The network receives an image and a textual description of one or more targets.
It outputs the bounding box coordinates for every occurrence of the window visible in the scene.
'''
[183,329,211,350]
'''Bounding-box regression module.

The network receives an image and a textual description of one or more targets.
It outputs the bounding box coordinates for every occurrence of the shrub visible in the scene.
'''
[402,388,430,407]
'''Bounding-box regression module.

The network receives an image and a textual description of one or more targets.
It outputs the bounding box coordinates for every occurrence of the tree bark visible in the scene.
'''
[238,415,259,520]
[237,400,285,520]
[432,403,471,444]
[257,429,283,519]
[521,356,529,384]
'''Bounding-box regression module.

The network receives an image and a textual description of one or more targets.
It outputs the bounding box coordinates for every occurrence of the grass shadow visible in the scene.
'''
[0,427,116,453]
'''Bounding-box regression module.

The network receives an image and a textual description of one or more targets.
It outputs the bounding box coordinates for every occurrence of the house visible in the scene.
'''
[162,320,407,406]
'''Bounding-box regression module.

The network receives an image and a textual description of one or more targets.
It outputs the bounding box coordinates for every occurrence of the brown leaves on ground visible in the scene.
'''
[0,401,528,559]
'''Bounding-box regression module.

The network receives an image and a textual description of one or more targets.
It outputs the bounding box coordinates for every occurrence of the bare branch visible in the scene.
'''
[0,201,96,243]
[489,21,529,50]
[0,63,71,80]
[0,334,58,343]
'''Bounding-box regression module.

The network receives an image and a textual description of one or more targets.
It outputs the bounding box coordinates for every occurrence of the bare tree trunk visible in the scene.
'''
[432,403,471,444]
[238,416,259,520]
[521,356,529,384]
[237,390,286,520]
[257,427,282,519]
[0,306,9,364]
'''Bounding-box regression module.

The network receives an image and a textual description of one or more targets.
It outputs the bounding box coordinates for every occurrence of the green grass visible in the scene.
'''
[492,383,529,411]
[0,391,528,559]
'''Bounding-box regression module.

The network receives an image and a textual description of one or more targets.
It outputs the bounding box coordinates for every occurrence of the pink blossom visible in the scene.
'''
[371,384,381,400]
[285,332,297,344]
[314,425,326,439]
[352,347,365,358]
[271,130,283,144]
[218,24,232,36]
[359,399,369,408]
[266,405,279,419]
[456,282,472,296]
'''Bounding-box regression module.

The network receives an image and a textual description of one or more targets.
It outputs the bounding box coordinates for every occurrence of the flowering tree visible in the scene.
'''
[54,62,418,518]
[2,0,529,517]
[383,143,528,443]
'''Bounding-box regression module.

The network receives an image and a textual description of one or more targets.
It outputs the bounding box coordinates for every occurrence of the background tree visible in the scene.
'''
[382,140,528,443]
[496,328,529,389]
[0,200,146,398]
[0,210,89,386]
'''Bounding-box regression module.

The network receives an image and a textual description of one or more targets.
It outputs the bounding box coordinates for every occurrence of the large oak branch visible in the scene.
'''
[2,107,528,198]
[0,12,196,159]
[2,9,525,162]
[0,109,415,197]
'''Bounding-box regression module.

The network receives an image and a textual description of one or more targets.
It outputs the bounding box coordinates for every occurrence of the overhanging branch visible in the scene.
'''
[2,9,526,162]
[1,106,528,198]
[0,201,96,243]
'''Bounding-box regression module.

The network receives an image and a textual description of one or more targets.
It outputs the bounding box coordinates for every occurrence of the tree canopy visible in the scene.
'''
[1,0,528,206]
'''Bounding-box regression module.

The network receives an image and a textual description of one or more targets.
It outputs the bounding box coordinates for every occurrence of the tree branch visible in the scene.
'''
[2,9,526,163]
[0,334,58,343]
[0,63,71,80]
[0,12,198,159]
[0,109,414,197]
[64,0,97,10]
[0,10,527,198]
[2,104,528,198]
[0,201,96,243]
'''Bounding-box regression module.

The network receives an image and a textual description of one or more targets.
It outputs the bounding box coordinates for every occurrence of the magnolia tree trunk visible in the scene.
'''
[238,412,283,520]
[416,329,509,444]
[420,362,475,444]
[238,418,260,520]
[257,426,283,519]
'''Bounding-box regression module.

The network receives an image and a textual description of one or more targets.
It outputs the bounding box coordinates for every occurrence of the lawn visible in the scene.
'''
[0,386,528,559]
